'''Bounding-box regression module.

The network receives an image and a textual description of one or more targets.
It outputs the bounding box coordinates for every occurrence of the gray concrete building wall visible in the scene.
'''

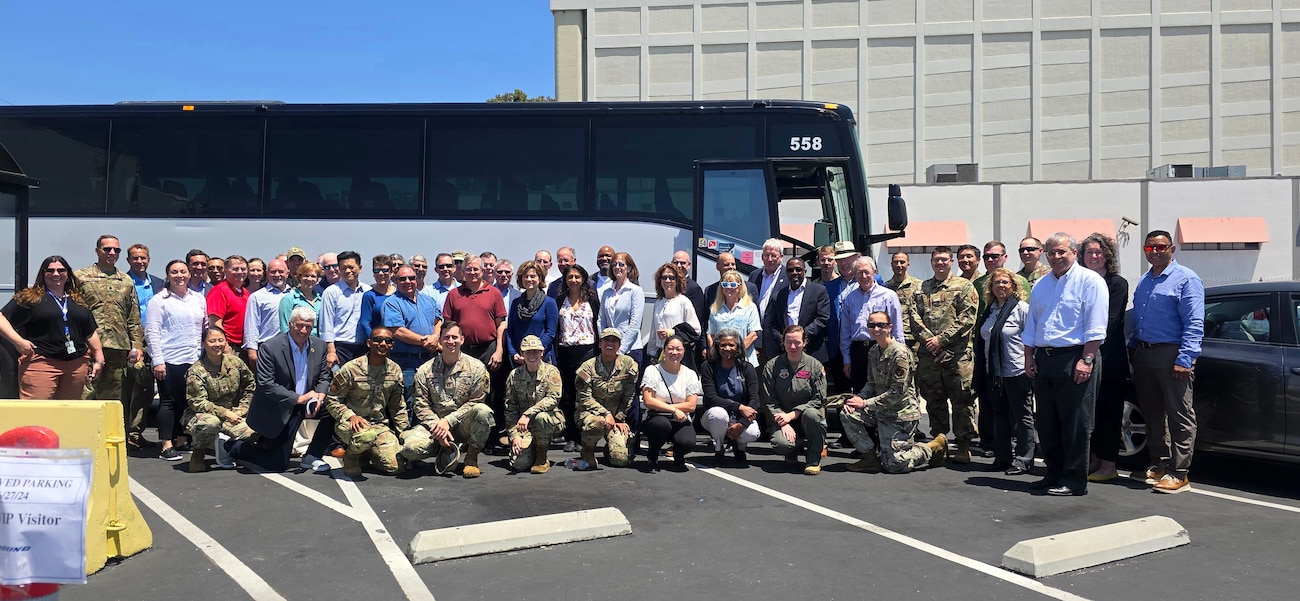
[552,0,1300,183]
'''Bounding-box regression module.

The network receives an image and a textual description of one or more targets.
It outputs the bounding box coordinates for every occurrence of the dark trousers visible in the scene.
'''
[825,351,851,395]
[1132,344,1196,478]
[464,340,506,442]
[847,340,876,394]
[157,362,192,442]
[557,343,596,441]
[229,405,336,472]
[642,413,695,462]
[1033,346,1098,493]
[334,342,367,365]
[1091,375,1127,462]
[989,374,1037,470]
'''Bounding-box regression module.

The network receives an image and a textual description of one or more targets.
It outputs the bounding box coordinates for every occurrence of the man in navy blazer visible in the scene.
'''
[229,305,335,472]
[763,258,831,362]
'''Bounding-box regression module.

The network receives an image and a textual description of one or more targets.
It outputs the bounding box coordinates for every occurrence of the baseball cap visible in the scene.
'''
[286,247,307,259]
[599,327,622,341]
[520,335,544,352]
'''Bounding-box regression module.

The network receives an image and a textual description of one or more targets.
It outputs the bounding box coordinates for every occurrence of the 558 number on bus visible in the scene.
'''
[789,136,823,151]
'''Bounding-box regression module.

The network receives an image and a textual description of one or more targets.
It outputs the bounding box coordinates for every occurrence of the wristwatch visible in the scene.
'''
[1082,355,1095,366]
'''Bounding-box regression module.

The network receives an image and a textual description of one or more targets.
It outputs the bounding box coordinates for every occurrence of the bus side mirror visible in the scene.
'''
[887,184,908,232]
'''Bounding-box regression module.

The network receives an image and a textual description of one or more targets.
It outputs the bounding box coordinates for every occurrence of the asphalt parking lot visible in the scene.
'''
[62,425,1300,601]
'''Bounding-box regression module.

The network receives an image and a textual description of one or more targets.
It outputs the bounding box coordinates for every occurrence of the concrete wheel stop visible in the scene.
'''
[1002,515,1189,577]
[408,506,632,564]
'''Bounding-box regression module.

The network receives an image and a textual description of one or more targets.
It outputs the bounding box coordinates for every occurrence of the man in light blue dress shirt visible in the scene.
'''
[1022,232,1109,497]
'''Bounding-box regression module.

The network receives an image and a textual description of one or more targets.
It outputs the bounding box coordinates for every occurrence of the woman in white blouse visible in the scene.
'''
[645,263,700,364]
[640,335,701,472]
[555,264,601,452]
[145,260,208,461]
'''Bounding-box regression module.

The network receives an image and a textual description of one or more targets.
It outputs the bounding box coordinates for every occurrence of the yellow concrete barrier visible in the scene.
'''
[0,400,153,575]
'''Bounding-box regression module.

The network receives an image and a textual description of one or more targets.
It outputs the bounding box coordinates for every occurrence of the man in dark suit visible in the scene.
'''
[545,246,579,299]
[228,305,334,472]
[703,251,759,309]
[672,251,708,329]
[749,240,788,365]
[763,258,831,362]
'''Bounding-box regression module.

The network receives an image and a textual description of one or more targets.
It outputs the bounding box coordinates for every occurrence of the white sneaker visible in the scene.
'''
[215,434,236,469]
[301,454,329,473]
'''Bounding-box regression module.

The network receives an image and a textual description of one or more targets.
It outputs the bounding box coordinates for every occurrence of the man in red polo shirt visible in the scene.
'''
[208,255,251,354]
[441,255,507,446]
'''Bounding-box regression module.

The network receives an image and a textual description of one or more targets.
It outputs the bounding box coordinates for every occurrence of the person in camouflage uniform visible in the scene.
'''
[400,321,496,478]
[504,335,564,474]
[909,246,979,463]
[184,326,256,473]
[326,327,410,477]
[575,328,639,468]
[76,235,145,409]
[884,251,923,349]
[841,311,947,474]
[1017,237,1051,287]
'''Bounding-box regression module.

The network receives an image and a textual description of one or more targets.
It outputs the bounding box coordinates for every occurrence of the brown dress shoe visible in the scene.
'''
[1132,465,1166,484]
[1153,474,1190,494]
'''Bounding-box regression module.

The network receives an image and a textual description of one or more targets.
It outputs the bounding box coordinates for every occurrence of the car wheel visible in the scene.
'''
[1118,400,1147,458]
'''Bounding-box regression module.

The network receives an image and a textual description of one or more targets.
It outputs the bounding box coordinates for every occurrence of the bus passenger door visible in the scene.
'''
[692,161,779,288]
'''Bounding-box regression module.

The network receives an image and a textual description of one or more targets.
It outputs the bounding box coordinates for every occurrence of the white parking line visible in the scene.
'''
[247,467,362,521]
[130,477,287,601]
[334,472,437,601]
[692,465,1093,601]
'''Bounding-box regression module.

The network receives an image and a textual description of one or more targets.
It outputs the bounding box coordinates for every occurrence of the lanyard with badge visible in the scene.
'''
[48,291,78,355]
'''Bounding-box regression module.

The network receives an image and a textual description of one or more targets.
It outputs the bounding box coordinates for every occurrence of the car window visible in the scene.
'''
[1204,294,1271,343]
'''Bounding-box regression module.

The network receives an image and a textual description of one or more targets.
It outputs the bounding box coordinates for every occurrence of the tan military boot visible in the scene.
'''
[189,448,210,473]
[530,443,551,474]
[846,451,882,473]
[580,444,598,467]
[343,452,363,477]
[926,434,948,467]
[953,440,972,464]
[462,446,482,478]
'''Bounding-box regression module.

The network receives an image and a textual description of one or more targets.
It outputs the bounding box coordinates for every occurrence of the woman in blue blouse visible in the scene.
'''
[506,260,558,365]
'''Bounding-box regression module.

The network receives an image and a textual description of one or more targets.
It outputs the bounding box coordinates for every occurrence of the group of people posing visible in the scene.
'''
[0,231,1203,493]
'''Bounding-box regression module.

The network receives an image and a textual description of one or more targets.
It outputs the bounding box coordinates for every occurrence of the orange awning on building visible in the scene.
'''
[1026,219,1116,244]
[885,221,969,249]
[1176,216,1269,244]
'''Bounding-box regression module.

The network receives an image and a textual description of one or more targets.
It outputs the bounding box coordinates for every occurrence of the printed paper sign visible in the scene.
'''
[740,250,755,265]
[0,448,92,585]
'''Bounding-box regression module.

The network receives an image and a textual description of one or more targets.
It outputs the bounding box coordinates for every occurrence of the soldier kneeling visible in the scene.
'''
[505,335,564,474]
[399,321,496,478]
[326,327,409,477]
[574,328,639,468]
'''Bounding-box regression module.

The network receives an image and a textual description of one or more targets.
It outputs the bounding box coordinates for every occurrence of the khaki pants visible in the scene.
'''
[19,353,88,400]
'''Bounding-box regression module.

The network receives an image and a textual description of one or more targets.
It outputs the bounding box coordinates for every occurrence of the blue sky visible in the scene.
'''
[2,1,555,106]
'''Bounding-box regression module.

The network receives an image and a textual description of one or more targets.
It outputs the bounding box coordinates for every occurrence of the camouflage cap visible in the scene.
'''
[451,250,470,261]
[286,246,307,259]
[599,327,622,341]
[520,335,545,352]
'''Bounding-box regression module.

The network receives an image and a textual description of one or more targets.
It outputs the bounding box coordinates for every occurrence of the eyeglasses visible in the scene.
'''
[983,253,1004,260]
[613,262,628,267]
[395,276,417,282]
[1143,244,1171,253]
[411,264,428,270]
[372,268,391,274]
[671,260,689,267]
[45,267,68,274]
[322,264,339,270]
[100,247,121,254]
[436,263,455,269]
[1018,246,1041,253]
[369,337,394,344]
[719,281,741,289]
[867,322,891,329]
[1046,249,1070,257]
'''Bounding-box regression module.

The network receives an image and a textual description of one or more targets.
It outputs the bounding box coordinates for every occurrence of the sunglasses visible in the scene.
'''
[45,267,68,274]
[372,268,391,274]
[369,337,394,344]
[659,275,677,281]
[322,264,339,270]
[613,262,628,267]
[1018,246,1041,253]
[719,281,741,289]
[496,269,512,274]
[983,253,1004,260]
[395,276,417,282]
[867,322,891,329]
[1143,244,1171,253]
[436,263,455,269]
[100,247,121,254]
[786,267,805,273]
